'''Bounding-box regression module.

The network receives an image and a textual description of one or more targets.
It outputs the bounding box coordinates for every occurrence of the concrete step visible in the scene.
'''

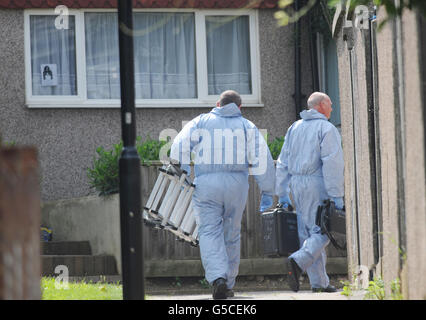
[144,257,348,277]
[41,241,92,255]
[42,255,118,277]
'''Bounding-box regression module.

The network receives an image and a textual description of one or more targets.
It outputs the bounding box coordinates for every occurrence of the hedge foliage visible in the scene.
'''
[88,135,284,196]
[87,137,167,196]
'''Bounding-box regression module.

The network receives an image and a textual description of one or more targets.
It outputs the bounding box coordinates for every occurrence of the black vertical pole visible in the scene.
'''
[117,0,144,300]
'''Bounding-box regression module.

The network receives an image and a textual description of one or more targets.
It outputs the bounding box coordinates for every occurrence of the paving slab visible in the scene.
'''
[148,289,366,300]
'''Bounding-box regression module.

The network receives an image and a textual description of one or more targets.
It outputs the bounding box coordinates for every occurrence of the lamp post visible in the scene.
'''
[117,0,144,300]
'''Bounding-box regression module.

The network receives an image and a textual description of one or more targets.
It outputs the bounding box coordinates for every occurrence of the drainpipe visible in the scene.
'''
[308,6,319,92]
[293,0,303,119]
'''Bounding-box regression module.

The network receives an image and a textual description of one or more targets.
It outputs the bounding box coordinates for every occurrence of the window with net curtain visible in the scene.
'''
[85,12,197,99]
[30,15,77,96]
[85,12,252,99]
[29,12,252,100]
[206,15,252,95]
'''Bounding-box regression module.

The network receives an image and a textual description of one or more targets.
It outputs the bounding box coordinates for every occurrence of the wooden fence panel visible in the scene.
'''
[141,164,346,261]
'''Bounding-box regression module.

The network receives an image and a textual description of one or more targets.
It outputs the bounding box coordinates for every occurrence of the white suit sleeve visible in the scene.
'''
[275,128,292,198]
[170,116,201,174]
[246,121,275,196]
[320,126,344,198]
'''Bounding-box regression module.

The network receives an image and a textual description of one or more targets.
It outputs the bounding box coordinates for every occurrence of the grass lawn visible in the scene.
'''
[41,277,123,300]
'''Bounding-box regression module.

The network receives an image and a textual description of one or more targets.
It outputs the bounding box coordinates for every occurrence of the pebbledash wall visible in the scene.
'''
[0,1,313,202]
[334,6,426,299]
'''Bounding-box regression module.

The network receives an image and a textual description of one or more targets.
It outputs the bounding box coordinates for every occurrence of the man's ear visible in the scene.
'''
[216,101,220,107]
[238,104,242,110]
[316,102,323,113]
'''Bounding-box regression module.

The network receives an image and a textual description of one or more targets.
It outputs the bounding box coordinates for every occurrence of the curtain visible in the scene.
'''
[85,12,196,100]
[30,15,77,96]
[85,13,120,99]
[206,16,252,95]
[133,12,196,99]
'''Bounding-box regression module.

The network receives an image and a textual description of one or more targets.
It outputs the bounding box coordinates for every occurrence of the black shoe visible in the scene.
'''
[312,285,337,293]
[287,258,302,292]
[212,278,227,300]
[226,289,234,298]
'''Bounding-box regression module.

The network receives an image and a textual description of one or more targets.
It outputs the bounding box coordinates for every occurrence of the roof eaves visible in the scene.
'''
[0,0,279,9]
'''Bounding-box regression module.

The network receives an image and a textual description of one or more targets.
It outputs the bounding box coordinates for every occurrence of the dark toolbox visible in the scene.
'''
[262,203,299,257]
[315,199,346,250]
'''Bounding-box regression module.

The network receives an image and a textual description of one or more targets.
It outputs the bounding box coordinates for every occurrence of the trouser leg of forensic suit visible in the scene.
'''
[192,172,249,289]
[288,175,331,289]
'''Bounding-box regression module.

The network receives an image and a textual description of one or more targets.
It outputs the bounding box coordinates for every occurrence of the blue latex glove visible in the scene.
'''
[181,164,191,176]
[331,197,344,210]
[259,193,274,212]
[278,195,292,210]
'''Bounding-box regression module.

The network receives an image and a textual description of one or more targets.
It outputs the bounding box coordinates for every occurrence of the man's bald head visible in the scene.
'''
[307,92,330,109]
[307,92,333,119]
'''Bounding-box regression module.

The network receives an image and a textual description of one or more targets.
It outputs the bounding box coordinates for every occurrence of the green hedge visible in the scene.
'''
[267,136,285,160]
[88,135,284,196]
[87,137,167,196]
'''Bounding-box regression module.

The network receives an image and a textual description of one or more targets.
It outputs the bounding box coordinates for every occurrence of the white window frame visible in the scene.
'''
[24,8,262,108]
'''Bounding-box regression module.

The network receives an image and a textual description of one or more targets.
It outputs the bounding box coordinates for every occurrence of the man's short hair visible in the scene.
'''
[219,90,242,107]
[307,92,329,109]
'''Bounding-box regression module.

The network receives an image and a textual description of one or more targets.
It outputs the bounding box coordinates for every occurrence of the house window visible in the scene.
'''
[206,15,251,95]
[316,33,341,127]
[24,9,261,108]
[84,12,120,100]
[29,15,77,96]
[85,12,196,100]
